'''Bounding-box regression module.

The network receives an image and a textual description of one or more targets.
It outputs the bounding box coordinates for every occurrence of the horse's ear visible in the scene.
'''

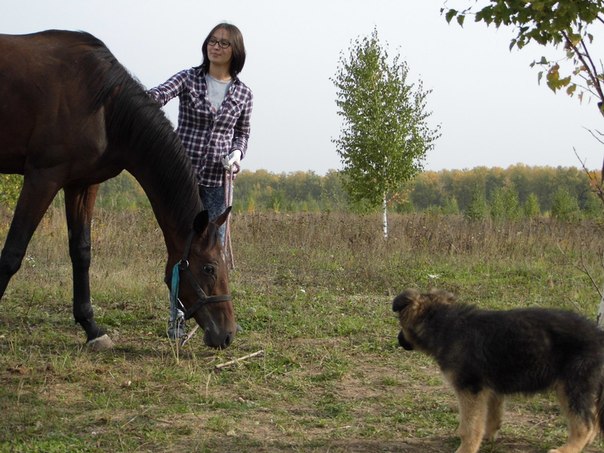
[193,210,210,234]
[213,206,232,227]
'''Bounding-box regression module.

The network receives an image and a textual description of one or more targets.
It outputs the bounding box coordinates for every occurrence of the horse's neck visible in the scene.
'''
[126,163,199,256]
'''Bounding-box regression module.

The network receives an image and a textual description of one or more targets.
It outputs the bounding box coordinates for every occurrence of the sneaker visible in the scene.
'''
[168,315,187,340]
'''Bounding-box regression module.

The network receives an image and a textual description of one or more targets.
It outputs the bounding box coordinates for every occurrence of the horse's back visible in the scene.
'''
[0,30,105,103]
[0,30,111,176]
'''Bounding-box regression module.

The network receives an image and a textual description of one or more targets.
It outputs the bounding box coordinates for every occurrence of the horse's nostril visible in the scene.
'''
[224,333,232,347]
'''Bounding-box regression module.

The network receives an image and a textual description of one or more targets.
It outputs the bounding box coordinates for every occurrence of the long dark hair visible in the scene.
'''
[201,23,246,78]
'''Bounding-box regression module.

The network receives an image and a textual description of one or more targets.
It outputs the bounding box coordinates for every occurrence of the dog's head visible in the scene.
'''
[392,288,455,351]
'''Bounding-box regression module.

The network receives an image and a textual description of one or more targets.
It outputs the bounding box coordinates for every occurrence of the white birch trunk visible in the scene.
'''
[382,194,388,239]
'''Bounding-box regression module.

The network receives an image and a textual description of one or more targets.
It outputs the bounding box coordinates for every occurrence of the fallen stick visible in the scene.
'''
[180,324,199,347]
[214,350,264,371]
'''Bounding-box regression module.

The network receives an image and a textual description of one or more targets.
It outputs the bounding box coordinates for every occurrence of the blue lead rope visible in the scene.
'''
[170,263,181,321]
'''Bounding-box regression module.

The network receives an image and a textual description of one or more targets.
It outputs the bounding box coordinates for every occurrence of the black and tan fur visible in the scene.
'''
[392,288,604,453]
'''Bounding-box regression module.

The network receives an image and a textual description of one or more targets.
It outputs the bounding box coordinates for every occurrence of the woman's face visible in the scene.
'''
[207,28,233,68]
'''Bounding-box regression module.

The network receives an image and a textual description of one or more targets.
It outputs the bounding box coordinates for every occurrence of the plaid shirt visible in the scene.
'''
[148,67,253,187]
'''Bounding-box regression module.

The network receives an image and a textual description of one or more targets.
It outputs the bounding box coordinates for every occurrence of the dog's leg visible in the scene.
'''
[484,392,504,441]
[549,384,596,453]
[548,415,594,453]
[455,390,489,453]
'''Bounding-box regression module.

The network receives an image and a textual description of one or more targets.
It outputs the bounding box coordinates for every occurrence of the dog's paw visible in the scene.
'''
[455,444,481,453]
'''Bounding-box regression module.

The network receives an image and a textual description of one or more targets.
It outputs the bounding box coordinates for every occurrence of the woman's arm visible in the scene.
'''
[146,70,188,106]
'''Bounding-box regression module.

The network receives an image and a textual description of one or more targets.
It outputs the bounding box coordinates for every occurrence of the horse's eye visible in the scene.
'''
[203,264,215,275]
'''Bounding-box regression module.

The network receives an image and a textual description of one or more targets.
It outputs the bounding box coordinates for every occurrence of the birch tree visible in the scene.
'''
[332,29,440,238]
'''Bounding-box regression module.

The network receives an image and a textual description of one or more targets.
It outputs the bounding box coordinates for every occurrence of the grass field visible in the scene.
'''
[1,208,604,452]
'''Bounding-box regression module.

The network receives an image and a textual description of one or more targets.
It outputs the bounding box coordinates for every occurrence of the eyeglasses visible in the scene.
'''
[208,37,231,49]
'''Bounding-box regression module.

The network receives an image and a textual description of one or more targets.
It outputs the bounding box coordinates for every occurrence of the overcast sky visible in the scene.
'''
[3,0,604,174]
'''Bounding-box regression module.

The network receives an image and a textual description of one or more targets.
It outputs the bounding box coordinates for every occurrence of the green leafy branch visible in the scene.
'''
[442,0,604,114]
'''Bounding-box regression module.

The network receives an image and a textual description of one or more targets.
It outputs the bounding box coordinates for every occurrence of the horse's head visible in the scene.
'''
[168,209,236,348]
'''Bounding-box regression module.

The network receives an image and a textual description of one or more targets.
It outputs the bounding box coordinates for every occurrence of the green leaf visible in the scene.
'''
[566,84,577,96]
[445,9,457,24]
[559,76,572,87]
[568,33,582,46]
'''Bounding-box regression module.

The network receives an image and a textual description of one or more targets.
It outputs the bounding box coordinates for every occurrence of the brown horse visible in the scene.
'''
[0,30,237,349]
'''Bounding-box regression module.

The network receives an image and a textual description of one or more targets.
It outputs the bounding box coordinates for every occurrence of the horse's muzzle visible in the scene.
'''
[204,329,235,349]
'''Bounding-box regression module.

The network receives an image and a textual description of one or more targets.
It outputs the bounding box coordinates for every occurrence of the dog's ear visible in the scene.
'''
[428,289,456,305]
[392,289,421,312]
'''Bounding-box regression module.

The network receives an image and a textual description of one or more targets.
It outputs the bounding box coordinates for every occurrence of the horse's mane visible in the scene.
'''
[65,31,202,231]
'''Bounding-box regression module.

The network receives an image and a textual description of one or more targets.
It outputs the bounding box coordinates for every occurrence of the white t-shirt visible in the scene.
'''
[206,75,231,113]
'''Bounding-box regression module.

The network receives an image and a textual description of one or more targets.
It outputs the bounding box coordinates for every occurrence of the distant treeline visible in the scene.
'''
[404,164,602,221]
[84,164,603,221]
[230,165,602,220]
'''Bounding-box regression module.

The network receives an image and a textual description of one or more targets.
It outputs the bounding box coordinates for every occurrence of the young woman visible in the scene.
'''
[148,22,253,238]
[148,23,253,338]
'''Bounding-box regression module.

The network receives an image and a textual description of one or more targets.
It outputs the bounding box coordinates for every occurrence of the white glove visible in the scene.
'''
[222,150,241,171]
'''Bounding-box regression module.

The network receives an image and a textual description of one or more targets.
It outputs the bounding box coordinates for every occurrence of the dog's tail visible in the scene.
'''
[598,368,604,434]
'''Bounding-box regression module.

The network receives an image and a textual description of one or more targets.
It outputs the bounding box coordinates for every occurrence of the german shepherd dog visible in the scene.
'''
[392,288,604,453]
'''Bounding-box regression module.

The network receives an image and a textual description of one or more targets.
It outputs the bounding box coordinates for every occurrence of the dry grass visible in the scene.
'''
[0,208,603,452]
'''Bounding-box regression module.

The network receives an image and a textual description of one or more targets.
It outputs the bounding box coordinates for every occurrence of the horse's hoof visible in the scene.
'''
[86,334,114,351]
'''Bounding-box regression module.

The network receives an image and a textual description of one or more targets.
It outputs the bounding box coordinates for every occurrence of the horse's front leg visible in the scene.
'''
[0,175,60,298]
[64,184,113,350]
